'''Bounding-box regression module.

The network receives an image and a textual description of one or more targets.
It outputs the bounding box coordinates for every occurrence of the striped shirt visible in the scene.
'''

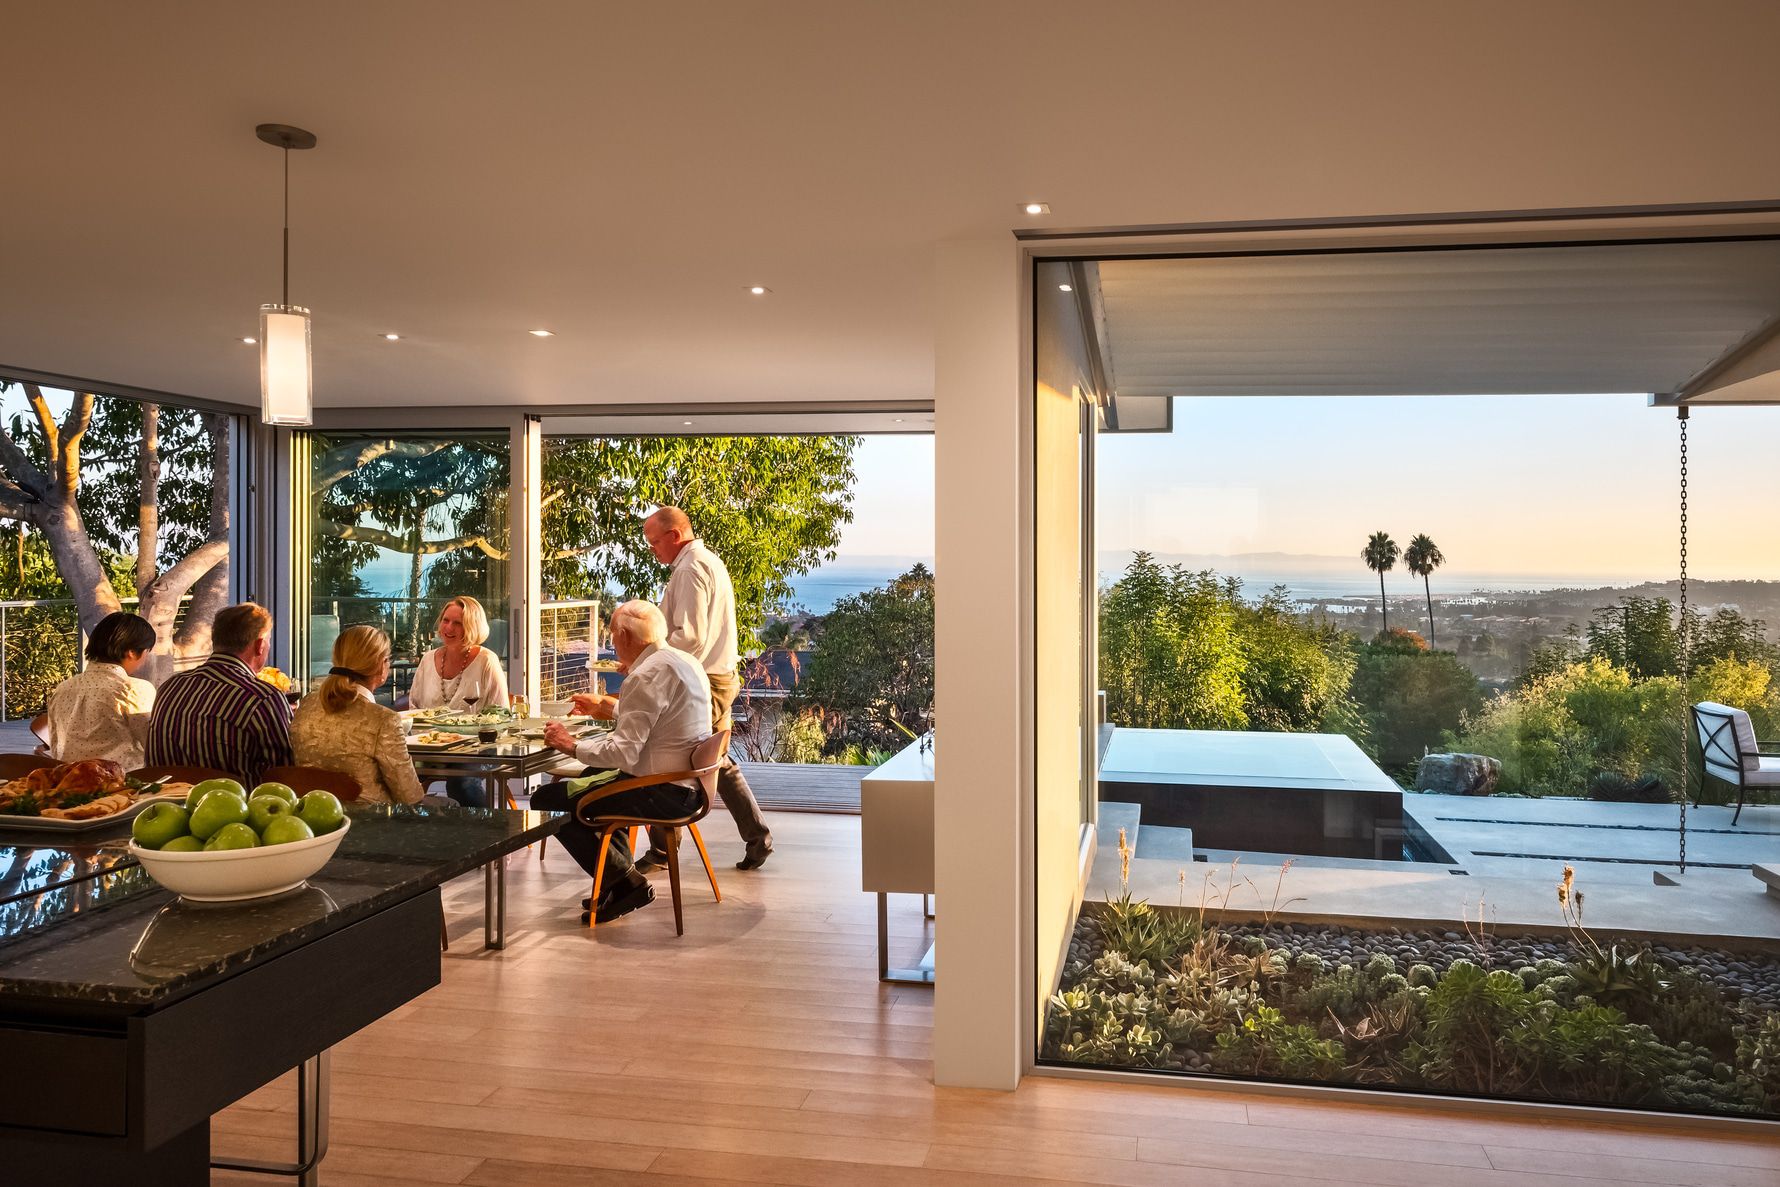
[145,655,294,786]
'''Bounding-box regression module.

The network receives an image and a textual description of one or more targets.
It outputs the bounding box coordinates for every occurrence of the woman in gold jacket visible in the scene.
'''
[291,626,426,805]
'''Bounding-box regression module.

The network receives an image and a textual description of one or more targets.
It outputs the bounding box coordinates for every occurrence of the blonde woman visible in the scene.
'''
[291,625,426,805]
[407,596,509,713]
[406,595,508,806]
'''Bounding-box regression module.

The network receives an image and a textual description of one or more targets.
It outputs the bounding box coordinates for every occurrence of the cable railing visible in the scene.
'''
[0,595,202,721]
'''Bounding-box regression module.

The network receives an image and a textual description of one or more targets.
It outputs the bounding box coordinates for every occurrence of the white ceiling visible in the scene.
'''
[1092,239,1780,399]
[6,3,1780,412]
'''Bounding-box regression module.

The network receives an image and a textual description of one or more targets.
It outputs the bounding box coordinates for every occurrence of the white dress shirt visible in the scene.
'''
[572,643,712,788]
[45,662,155,769]
[660,538,738,675]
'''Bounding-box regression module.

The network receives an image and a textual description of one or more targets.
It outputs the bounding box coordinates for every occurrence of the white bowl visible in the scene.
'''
[130,817,351,902]
[540,700,574,717]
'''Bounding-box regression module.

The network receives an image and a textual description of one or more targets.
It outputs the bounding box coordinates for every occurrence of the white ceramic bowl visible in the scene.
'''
[130,817,351,902]
[540,700,574,717]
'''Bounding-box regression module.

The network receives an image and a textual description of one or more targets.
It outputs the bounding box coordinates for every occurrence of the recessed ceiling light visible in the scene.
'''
[682,420,694,426]
[529,329,554,337]
[1058,283,1073,292]
[892,418,904,423]
[1023,202,1051,215]
[241,336,257,344]
[748,286,770,296]
[383,333,400,341]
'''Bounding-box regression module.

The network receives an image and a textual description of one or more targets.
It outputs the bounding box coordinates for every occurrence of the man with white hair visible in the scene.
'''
[539,600,712,924]
[640,506,773,868]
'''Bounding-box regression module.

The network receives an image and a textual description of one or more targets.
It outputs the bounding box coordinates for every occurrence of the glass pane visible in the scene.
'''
[296,432,510,704]
[1039,242,1780,1121]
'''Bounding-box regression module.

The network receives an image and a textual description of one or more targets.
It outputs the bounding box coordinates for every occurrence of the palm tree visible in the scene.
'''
[1403,533,1445,646]
[1361,531,1399,634]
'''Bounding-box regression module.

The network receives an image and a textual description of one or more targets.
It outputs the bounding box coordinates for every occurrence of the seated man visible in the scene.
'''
[145,602,293,787]
[539,600,712,924]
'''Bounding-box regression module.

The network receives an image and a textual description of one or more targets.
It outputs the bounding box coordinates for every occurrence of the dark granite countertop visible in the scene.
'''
[0,804,560,1010]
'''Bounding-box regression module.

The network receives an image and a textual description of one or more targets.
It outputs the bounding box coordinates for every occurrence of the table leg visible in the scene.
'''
[877,891,936,985]
[210,1048,331,1184]
[484,855,507,950]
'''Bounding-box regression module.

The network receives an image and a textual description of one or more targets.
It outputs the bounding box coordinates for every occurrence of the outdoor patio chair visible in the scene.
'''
[261,764,362,803]
[576,729,727,935]
[1691,701,1780,825]
[0,753,59,780]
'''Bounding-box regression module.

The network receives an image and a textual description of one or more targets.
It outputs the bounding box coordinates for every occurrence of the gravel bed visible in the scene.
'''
[1065,917,1780,1013]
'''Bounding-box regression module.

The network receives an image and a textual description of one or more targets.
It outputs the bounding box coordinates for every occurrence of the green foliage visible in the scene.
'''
[772,710,829,764]
[1350,639,1483,773]
[1735,1014,1780,1113]
[1568,945,1670,1014]
[1095,892,1200,971]
[1212,1005,1345,1079]
[1586,771,1670,804]
[791,565,932,752]
[1098,556,1356,734]
[1585,596,1683,678]
[539,436,857,646]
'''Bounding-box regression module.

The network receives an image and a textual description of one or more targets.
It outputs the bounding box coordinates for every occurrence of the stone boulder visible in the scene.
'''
[1414,752,1501,796]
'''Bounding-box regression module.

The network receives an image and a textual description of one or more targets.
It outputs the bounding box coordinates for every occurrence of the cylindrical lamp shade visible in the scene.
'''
[259,304,313,426]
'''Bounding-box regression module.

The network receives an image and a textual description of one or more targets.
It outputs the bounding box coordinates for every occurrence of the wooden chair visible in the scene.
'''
[129,764,236,787]
[0,753,59,781]
[577,730,728,935]
[27,713,51,757]
[1692,701,1780,825]
[260,765,363,803]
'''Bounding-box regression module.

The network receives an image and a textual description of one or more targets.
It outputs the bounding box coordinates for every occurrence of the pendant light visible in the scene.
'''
[256,123,318,426]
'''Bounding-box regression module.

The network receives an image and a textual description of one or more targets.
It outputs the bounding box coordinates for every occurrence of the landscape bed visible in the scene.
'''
[1042,884,1780,1118]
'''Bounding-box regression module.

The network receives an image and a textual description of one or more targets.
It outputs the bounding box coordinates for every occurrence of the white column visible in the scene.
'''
[509,414,543,706]
[932,236,1029,1089]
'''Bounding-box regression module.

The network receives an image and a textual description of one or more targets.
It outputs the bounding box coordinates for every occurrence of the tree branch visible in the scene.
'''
[139,538,229,605]
[137,403,161,587]
[0,403,51,501]
[55,392,94,493]
[314,517,509,561]
[24,383,59,461]
[312,439,455,492]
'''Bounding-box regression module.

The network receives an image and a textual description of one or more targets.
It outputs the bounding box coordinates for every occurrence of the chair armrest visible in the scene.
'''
[571,763,721,820]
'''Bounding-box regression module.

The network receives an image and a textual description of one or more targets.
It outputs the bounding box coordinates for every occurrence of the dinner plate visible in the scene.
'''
[0,790,190,834]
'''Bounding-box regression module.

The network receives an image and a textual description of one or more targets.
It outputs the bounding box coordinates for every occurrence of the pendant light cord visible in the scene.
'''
[282,145,291,307]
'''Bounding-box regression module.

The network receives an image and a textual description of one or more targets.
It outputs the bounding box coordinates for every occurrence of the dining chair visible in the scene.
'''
[260,765,363,804]
[578,729,728,935]
[27,714,51,757]
[0,753,60,781]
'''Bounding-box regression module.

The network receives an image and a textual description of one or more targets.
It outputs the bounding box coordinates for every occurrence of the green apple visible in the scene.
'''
[203,822,260,850]
[160,835,205,853]
[251,781,299,808]
[188,790,249,840]
[296,790,345,836]
[260,815,315,846]
[246,794,296,834]
[131,801,190,849]
[187,777,245,809]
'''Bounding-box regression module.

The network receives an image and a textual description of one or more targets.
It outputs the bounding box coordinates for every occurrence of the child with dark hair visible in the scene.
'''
[46,611,158,768]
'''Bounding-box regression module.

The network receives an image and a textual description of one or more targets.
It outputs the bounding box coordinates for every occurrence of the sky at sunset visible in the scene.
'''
[1096,394,1780,586]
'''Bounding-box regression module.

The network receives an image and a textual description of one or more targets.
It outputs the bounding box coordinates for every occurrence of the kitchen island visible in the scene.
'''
[0,803,560,1185]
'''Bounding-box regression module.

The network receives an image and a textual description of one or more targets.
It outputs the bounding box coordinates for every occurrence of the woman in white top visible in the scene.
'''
[45,611,157,769]
[407,595,508,807]
[408,596,509,713]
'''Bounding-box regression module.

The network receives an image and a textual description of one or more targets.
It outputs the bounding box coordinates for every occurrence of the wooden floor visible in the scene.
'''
[213,813,1779,1187]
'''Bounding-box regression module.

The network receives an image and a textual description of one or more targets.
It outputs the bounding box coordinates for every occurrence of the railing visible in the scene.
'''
[540,599,601,701]
[0,595,199,721]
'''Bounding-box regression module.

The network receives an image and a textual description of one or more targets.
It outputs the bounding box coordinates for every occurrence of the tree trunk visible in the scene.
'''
[136,403,161,589]
[1378,571,1388,634]
[38,493,123,634]
[1423,576,1436,647]
[169,414,233,660]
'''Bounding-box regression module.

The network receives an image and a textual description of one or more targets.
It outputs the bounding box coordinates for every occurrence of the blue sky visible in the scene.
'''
[1097,394,1780,583]
[835,434,934,565]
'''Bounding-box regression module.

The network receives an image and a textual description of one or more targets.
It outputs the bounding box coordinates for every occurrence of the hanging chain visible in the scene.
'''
[1676,407,1690,875]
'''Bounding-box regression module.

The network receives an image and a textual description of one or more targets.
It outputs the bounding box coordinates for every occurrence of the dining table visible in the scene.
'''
[0,803,561,1185]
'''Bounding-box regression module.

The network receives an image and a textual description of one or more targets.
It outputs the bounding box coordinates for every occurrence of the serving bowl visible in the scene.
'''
[129,817,351,902]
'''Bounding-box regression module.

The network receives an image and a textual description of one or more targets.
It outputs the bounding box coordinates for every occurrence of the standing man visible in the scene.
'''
[582,507,773,870]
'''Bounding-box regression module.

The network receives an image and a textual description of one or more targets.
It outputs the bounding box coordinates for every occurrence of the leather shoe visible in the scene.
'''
[633,849,672,874]
[584,881,654,924]
[735,837,773,870]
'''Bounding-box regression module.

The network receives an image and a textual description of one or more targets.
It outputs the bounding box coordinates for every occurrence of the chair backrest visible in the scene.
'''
[260,764,363,803]
[687,729,730,800]
[129,764,237,788]
[1693,701,1758,785]
[0,752,59,781]
[28,713,50,748]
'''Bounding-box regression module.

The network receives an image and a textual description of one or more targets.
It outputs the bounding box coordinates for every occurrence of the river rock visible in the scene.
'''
[1415,752,1501,796]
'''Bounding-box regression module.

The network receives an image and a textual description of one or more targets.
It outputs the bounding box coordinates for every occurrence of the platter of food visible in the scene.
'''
[411,707,516,734]
[0,760,191,832]
[408,730,478,749]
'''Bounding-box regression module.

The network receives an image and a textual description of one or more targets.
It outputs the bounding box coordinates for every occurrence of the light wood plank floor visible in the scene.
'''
[214,813,1779,1186]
